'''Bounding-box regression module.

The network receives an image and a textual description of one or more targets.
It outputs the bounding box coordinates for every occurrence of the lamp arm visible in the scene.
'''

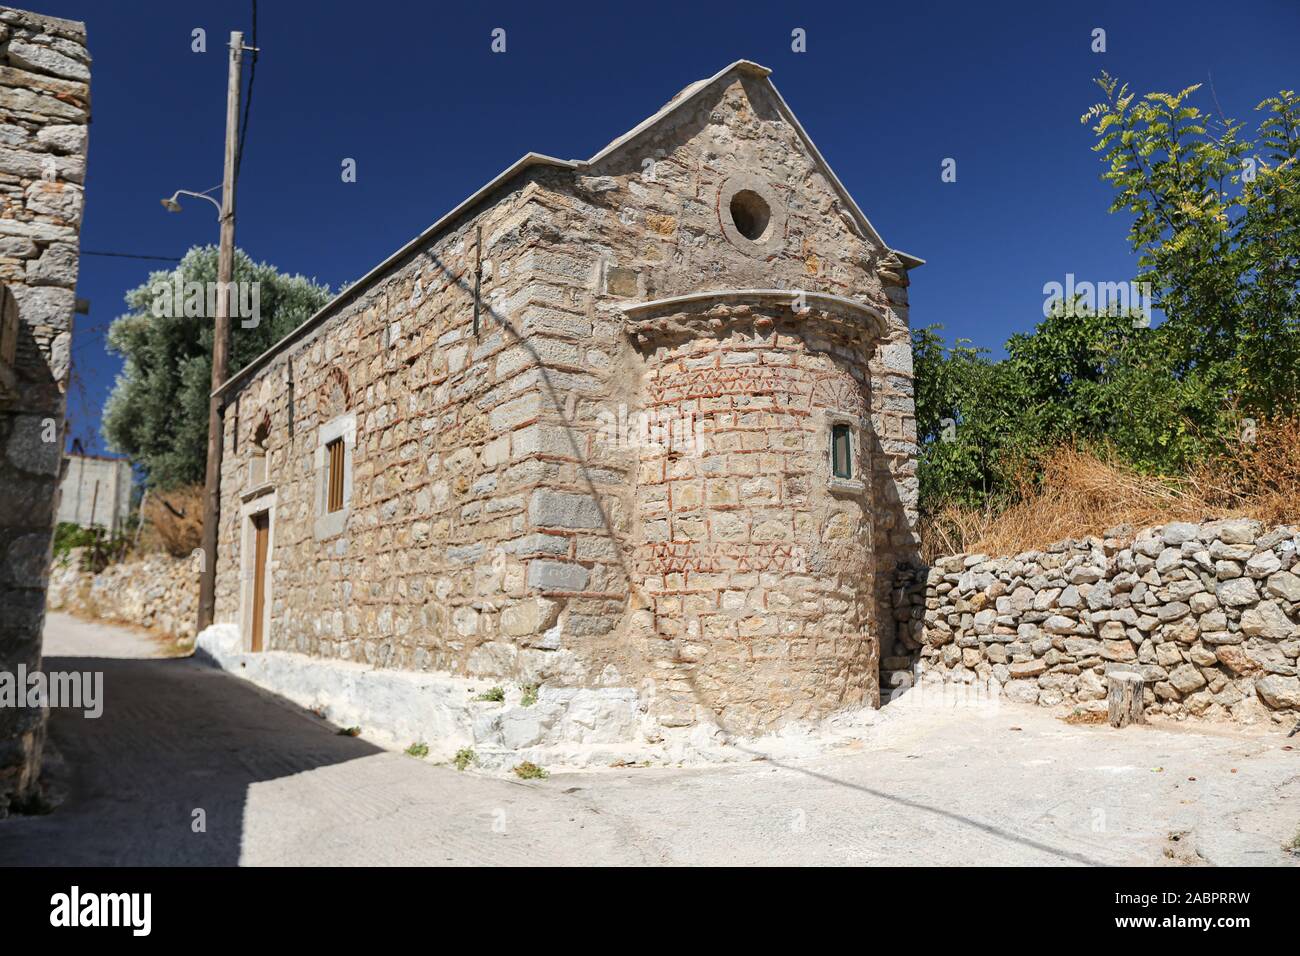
[167,189,223,219]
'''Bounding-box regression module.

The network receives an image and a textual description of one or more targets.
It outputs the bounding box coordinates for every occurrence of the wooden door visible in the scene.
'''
[251,512,269,652]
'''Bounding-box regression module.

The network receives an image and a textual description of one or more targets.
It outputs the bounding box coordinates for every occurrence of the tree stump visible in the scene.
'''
[1107,672,1146,728]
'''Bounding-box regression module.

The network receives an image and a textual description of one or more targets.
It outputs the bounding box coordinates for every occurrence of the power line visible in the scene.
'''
[234,0,258,185]
[83,250,182,261]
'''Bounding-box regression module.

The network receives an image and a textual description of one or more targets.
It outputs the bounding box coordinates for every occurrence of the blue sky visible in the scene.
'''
[54,0,1300,453]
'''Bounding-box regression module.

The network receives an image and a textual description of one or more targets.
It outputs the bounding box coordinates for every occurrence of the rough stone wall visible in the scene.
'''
[215,66,918,738]
[515,73,918,731]
[48,550,197,641]
[625,298,881,734]
[0,6,89,813]
[894,520,1300,723]
[214,173,583,684]
[555,73,919,561]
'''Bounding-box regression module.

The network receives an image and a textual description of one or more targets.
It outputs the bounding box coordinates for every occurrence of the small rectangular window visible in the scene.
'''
[326,438,345,513]
[831,423,852,479]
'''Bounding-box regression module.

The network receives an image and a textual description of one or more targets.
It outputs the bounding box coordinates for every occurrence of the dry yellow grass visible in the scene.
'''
[920,416,1300,560]
[139,484,204,557]
[1192,414,1300,528]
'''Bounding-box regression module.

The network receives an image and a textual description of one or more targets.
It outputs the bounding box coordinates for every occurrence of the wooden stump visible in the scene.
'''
[1107,672,1146,728]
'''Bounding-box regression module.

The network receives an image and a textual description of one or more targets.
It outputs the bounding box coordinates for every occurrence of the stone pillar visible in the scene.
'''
[0,6,89,815]
[872,253,922,666]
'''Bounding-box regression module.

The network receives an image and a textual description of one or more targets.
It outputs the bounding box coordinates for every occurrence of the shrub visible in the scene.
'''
[53,521,100,558]
[52,522,130,571]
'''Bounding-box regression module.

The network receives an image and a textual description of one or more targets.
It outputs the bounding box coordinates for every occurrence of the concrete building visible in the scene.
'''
[0,6,90,813]
[55,453,133,534]
[210,60,921,746]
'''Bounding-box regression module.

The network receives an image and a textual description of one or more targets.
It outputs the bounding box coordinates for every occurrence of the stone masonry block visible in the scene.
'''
[527,559,589,592]
[529,489,604,530]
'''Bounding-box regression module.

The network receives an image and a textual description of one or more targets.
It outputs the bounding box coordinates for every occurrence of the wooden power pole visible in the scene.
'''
[197,31,245,633]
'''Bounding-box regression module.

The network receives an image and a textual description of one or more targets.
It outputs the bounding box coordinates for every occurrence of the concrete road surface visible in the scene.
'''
[2,612,1297,866]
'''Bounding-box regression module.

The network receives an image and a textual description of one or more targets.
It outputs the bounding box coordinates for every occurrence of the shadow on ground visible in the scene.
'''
[0,654,381,866]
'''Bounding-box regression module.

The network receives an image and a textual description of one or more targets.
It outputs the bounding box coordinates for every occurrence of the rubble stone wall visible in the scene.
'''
[894,520,1300,723]
[47,550,197,641]
[0,6,89,813]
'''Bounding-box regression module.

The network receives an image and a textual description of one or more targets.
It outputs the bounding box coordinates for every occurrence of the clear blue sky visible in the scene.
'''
[55,0,1300,453]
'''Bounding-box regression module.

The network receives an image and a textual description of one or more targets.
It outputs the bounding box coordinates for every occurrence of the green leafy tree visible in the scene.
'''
[1004,304,1207,472]
[912,325,1023,509]
[913,77,1300,518]
[1081,76,1300,421]
[103,246,332,488]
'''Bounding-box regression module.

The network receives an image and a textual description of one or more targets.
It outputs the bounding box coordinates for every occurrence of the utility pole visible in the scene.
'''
[197,31,245,633]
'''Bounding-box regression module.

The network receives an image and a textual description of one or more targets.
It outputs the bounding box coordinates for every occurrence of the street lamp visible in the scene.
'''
[160,187,221,219]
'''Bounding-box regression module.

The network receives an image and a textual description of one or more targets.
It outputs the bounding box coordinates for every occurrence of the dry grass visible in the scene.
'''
[139,484,204,557]
[1191,414,1300,528]
[921,416,1300,559]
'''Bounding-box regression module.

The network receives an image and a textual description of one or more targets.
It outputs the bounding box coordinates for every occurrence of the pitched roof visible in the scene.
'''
[586,60,922,268]
[216,60,921,398]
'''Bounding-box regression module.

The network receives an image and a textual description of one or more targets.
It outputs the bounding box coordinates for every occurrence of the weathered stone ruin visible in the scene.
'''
[205,60,922,753]
[0,5,89,813]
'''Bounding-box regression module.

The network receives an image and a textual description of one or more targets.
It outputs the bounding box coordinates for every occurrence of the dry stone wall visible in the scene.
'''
[894,519,1300,723]
[48,550,197,641]
[0,6,89,814]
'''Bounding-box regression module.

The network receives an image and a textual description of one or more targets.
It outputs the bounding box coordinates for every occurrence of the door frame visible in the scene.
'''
[239,489,277,652]
[250,512,270,652]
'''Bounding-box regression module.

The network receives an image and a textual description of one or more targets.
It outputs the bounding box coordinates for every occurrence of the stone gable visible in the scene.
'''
[569,72,893,307]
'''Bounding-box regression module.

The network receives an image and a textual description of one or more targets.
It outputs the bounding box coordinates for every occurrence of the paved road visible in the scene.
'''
[2,613,1297,866]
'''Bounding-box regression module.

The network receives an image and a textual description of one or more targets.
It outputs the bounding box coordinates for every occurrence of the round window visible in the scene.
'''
[718,176,785,255]
[729,189,771,241]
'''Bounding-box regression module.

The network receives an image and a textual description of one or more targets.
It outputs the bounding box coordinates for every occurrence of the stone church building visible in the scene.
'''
[211,60,921,742]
